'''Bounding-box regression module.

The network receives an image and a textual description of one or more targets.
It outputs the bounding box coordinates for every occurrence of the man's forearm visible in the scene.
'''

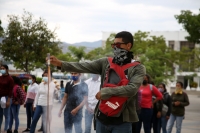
[59,96,67,111]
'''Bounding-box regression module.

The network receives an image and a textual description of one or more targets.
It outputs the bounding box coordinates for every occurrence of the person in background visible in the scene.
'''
[37,74,44,132]
[22,75,39,132]
[60,80,65,102]
[166,81,189,133]
[7,76,23,133]
[30,70,55,133]
[84,74,101,133]
[136,74,162,133]
[151,88,163,133]
[54,83,60,102]
[157,83,171,133]
[0,65,14,133]
[58,72,88,133]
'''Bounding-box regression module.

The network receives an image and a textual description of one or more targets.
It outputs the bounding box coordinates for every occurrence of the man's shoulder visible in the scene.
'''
[80,81,88,87]
[127,62,146,73]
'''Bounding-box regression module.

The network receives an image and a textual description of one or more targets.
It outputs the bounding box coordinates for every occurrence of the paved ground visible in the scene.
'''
[1,89,200,133]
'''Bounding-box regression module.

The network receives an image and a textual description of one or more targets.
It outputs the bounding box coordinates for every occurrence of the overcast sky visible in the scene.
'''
[0,0,199,43]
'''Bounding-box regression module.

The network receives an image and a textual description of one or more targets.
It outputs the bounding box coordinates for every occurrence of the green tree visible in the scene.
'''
[0,20,3,37]
[85,47,105,60]
[57,52,76,62]
[0,10,62,73]
[175,9,200,44]
[133,31,177,84]
[57,46,86,62]
[175,9,200,72]
[68,46,86,61]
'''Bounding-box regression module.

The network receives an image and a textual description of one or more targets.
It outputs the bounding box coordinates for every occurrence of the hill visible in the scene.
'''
[61,40,102,53]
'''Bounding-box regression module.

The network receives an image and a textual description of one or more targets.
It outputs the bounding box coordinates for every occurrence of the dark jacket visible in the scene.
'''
[154,99,163,113]
[163,92,172,116]
[171,91,190,116]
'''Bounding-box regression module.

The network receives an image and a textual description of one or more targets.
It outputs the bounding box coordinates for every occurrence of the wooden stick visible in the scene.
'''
[47,53,51,133]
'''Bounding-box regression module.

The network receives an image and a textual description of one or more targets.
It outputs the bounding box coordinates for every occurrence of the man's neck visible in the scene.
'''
[73,79,80,84]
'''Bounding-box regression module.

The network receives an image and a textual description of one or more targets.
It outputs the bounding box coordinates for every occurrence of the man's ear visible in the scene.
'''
[127,43,132,50]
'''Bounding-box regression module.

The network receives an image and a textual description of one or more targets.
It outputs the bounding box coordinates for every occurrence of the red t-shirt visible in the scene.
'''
[138,84,162,108]
[0,75,14,98]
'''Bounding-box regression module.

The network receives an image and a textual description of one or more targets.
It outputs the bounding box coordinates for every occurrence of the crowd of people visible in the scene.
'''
[0,31,190,133]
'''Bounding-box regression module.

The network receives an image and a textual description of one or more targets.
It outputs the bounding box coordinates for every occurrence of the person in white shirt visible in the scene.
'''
[30,70,55,133]
[84,74,101,133]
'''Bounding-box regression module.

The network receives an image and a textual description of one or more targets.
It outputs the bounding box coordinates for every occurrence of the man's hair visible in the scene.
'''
[1,64,9,70]
[177,81,183,88]
[115,31,134,48]
[12,76,22,86]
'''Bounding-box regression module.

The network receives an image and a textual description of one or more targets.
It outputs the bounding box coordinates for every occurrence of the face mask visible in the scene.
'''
[42,77,48,82]
[0,70,6,74]
[112,47,133,65]
[71,76,79,81]
[175,87,181,91]
[142,80,148,85]
[28,79,33,84]
[158,88,164,93]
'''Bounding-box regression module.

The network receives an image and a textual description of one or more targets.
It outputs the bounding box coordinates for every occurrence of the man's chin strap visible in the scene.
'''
[112,47,133,66]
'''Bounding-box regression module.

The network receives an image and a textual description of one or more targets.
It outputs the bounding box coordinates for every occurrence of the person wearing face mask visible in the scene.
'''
[58,72,88,133]
[166,81,189,133]
[157,83,171,133]
[84,74,101,133]
[48,31,146,133]
[22,75,39,132]
[0,65,14,133]
[136,74,162,133]
[30,70,55,133]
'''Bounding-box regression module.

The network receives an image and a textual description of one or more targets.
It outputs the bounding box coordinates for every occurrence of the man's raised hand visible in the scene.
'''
[46,56,62,67]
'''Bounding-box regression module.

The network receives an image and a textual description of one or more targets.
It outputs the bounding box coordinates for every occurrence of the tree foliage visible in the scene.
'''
[57,46,86,62]
[85,47,105,60]
[0,20,3,37]
[175,9,200,72]
[0,10,62,73]
[132,31,177,85]
[175,9,200,44]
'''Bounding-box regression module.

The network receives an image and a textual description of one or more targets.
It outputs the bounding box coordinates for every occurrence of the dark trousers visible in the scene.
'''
[136,108,153,133]
[25,103,34,128]
[151,111,160,133]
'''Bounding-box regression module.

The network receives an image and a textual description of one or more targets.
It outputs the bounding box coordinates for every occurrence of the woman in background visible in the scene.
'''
[30,70,55,133]
[166,81,189,133]
[157,83,171,133]
[136,74,162,133]
[0,65,14,133]
[22,75,39,132]
[7,76,23,133]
